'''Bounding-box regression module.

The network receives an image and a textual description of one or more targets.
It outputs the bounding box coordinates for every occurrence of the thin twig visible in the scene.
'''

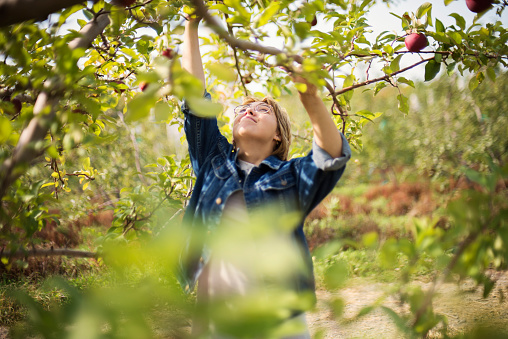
[224,13,249,96]
[333,57,435,96]
[65,172,95,180]
[190,0,303,64]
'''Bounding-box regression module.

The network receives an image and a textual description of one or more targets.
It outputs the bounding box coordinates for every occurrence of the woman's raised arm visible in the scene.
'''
[297,79,343,159]
[182,18,206,88]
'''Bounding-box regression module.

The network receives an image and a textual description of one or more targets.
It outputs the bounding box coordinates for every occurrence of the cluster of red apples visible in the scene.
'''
[405,0,493,52]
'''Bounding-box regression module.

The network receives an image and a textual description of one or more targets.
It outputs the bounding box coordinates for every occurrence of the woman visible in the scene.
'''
[178,17,352,338]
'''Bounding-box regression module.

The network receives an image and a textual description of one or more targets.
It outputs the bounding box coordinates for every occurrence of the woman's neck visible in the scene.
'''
[236,140,274,166]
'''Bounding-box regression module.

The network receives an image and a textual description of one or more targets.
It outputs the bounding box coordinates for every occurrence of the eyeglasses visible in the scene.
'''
[234,103,273,116]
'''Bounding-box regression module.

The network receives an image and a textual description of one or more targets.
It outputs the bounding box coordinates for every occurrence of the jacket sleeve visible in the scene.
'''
[182,91,228,177]
[295,132,352,215]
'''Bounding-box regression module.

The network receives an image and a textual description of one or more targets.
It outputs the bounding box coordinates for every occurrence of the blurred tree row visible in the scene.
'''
[352,71,508,182]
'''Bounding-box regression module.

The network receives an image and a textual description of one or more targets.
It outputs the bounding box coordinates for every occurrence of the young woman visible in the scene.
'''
[178,17,351,338]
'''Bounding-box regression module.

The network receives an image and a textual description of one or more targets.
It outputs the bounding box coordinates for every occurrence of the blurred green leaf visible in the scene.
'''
[207,63,237,82]
[324,259,348,290]
[0,116,12,144]
[397,94,409,113]
[186,96,223,117]
[257,2,280,27]
[125,90,159,123]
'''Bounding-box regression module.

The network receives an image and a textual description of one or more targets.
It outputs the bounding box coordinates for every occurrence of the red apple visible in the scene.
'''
[139,82,149,92]
[11,98,21,114]
[405,33,428,52]
[1,95,21,115]
[466,0,493,13]
[162,48,174,59]
[310,16,317,27]
[113,0,136,7]
[243,75,253,84]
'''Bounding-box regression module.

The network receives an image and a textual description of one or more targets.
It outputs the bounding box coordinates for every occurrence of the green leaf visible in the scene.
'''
[444,0,455,5]
[468,76,480,92]
[398,77,415,88]
[153,101,171,122]
[449,13,466,30]
[295,83,308,93]
[483,277,495,298]
[357,306,375,317]
[329,297,345,317]
[257,2,280,27]
[383,45,394,56]
[374,82,387,96]
[446,62,456,76]
[324,260,349,290]
[486,67,496,82]
[390,55,403,73]
[207,63,237,82]
[431,32,450,44]
[0,116,12,144]
[424,60,441,82]
[46,145,59,159]
[381,306,410,333]
[416,2,432,19]
[448,31,463,45]
[294,22,310,39]
[82,157,90,170]
[125,90,158,123]
[435,19,445,33]
[186,96,223,117]
[362,232,378,248]
[397,94,409,113]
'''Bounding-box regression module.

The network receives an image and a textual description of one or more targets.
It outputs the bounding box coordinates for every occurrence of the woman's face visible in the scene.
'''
[232,101,280,147]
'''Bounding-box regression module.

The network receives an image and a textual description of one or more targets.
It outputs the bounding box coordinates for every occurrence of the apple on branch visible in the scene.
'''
[310,16,317,27]
[139,82,149,92]
[112,0,136,7]
[405,33,428,52]
[162,48,174,59]
[466,0,493,13]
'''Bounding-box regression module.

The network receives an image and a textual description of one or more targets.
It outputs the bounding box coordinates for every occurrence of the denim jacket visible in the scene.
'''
[178,91,352,299]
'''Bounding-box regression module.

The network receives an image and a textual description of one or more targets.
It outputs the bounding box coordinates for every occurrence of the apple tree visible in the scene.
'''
[0,0,507,337]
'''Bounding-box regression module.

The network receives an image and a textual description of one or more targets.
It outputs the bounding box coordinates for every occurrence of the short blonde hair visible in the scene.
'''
[242,96,292,161]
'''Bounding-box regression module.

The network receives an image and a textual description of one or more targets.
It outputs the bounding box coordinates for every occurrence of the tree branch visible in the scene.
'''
[0,0,85,27]
[224,13,249,96]
[333,57,435,96]
[190,0,303,64]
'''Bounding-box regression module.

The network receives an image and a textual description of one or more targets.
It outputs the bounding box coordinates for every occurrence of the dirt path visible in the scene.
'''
[307,271,508,338]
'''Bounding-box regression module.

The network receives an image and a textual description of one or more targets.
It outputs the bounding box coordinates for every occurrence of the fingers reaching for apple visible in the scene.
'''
[278,64,319,96]
[292,74,318,96]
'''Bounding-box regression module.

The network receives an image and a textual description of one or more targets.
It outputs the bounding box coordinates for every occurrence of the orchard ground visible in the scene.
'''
[307,271,508,338]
